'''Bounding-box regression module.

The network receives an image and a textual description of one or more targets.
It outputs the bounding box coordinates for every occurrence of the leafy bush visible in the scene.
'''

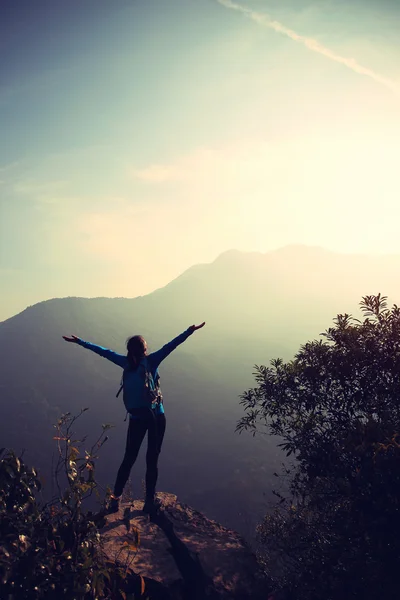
[0,410,147,599]
[239,295,400,600]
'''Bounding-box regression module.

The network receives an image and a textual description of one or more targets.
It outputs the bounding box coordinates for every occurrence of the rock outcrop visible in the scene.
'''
[101,492,268,599]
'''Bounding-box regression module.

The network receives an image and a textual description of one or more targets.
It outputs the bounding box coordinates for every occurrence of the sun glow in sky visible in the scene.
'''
[1,0,400,320]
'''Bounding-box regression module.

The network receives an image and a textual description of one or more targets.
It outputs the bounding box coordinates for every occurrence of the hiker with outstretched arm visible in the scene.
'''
[62,323,206,515]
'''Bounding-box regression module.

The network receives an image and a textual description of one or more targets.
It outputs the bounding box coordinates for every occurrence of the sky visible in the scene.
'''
[1,0,400,321]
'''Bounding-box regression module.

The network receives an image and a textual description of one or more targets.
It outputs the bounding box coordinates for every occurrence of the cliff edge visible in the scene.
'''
[101,492,268,599]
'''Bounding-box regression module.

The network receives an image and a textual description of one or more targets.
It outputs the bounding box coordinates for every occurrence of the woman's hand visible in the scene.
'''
[62,335,81,343]
[188,322,206,333]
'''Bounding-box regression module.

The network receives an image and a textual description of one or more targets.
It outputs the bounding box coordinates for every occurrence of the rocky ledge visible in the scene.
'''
[100,492,269,599]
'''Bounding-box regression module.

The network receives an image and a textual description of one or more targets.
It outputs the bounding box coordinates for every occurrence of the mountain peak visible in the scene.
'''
[271,244,333,256]
[214,245,334,263]
[214,248,248,259]
[212,248,263,266]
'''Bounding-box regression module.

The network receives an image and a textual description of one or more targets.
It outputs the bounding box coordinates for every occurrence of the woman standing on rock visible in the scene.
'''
[62,323,206,514]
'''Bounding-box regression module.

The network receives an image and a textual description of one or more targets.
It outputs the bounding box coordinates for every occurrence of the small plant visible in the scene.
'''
[0,409,148,599]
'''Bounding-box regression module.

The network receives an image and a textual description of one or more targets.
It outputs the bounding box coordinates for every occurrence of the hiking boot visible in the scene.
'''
[142,497,162,515]
[107,495,120,514]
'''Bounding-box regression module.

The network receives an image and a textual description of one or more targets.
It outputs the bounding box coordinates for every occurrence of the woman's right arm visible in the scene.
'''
[62,335,127,368]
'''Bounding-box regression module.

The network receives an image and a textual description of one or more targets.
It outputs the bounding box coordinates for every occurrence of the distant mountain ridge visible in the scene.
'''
[1,245,400,541]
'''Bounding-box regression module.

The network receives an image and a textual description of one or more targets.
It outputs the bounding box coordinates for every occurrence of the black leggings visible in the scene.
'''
[113,411,166,500]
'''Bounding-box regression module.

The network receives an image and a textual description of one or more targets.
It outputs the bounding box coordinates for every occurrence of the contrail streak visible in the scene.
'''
[217,0,399,95]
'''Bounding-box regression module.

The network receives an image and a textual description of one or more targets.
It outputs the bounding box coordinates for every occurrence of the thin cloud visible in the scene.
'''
[130,164,184,183]
[0,161,19,174]
[217,0,400,95]
[13,180,68,196]
[130,140,259,185]
[130,149,218,184]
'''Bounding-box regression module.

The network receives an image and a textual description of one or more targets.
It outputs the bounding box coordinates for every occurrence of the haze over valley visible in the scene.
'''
[2,246,400,540]
[2,0,400,555]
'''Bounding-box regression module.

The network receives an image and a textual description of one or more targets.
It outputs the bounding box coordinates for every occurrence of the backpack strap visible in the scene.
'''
[143,356,156,390]
[116,379,123,398]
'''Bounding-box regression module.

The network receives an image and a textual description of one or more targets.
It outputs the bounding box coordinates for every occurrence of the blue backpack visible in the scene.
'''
[116,357,163,417]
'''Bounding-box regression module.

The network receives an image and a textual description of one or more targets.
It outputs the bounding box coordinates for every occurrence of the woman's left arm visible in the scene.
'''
[147,323,205,370]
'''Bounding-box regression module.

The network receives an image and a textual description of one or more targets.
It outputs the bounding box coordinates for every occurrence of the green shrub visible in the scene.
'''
[239,295,400,600]
[0,410,147,599]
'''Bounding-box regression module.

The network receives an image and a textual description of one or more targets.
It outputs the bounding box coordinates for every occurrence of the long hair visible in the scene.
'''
[126,335,147,370]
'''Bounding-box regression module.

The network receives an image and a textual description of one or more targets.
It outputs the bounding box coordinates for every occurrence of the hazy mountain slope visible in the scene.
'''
[137,244,400,346]
[1,245,400,540]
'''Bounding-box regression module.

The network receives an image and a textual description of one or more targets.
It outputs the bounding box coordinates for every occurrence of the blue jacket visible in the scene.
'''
[76,328,193,416]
